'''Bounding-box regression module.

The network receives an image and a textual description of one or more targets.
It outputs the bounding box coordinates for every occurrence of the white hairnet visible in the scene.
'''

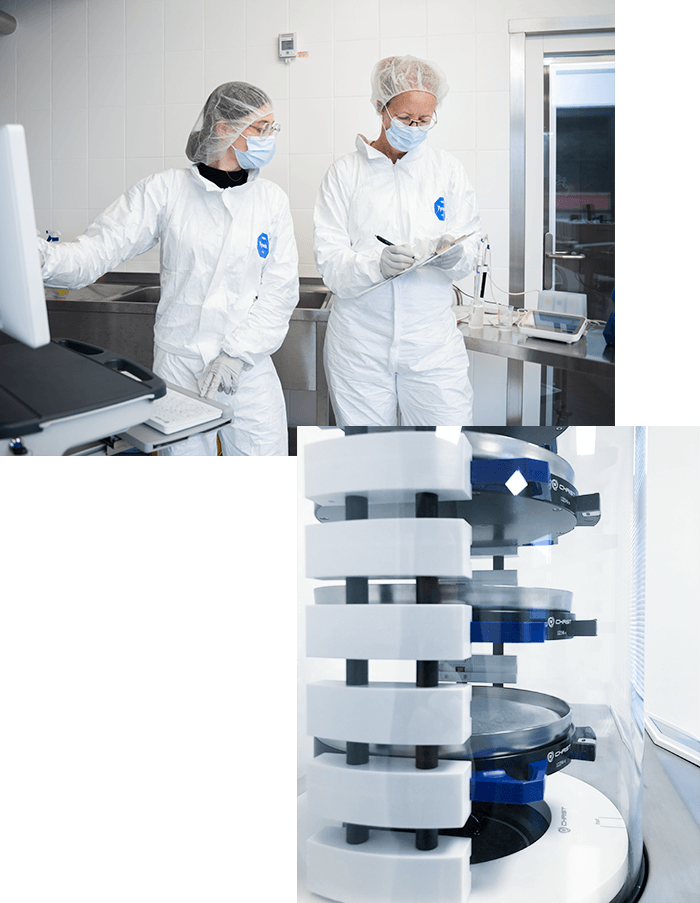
[186,81,273,165]
[370,55,449,113]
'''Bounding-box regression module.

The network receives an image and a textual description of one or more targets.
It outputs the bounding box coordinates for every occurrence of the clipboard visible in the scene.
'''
[354,232,476,297]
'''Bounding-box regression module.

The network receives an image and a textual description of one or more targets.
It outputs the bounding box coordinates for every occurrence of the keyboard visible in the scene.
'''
[145,387,224,435]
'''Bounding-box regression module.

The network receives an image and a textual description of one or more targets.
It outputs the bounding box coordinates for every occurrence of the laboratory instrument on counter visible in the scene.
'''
[497,304,514,329]
[518,309,586,343]
[537,290,587,317]
[471,236,489,329]
[299,426,648,903]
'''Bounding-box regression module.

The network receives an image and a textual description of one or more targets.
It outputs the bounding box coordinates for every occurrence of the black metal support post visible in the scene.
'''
[345,454,370,844]
[492,555,505,686]
[415,490,439,851]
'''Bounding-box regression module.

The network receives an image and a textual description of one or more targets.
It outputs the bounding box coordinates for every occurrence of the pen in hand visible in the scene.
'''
[376,234,416,260]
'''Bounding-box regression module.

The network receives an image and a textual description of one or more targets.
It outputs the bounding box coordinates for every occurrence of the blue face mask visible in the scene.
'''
[234,135,276,169]
[385,118,429,153]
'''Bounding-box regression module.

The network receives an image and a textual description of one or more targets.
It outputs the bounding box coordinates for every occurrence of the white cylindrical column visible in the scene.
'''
[303,430,474,903]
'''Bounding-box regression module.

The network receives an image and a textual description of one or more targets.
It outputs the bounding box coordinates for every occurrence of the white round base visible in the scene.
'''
[298,773,629,903]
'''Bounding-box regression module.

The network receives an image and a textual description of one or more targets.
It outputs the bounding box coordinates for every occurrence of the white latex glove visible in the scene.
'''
[199,353,245,399]
[429,234,464,270]
[379,243,415,279]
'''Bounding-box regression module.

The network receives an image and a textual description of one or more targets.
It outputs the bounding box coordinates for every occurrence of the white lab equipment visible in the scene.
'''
[537,290,587,317]
[0,337,167,456]
[299,426,650,903]
[0,124,169,456]
[278,32,296,60]
[471,237,488,329]
[518,309,586,343]
[144,386,225,434]
[0,124,51,348]
[116,381,231,454]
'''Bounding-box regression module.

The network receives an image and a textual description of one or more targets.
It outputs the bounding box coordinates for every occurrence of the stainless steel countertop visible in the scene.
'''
[457,318,614,375]
[46,280,610,362]
[311,296,613,373]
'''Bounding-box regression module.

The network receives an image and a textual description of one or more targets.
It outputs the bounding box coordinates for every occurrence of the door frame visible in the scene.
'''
[505,14,614,423]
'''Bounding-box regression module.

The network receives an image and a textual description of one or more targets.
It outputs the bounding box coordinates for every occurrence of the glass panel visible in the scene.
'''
[546,61,615,322]
[539,58,615,426]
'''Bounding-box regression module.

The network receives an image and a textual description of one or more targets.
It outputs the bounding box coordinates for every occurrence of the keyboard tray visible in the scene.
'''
[119,382,232,453]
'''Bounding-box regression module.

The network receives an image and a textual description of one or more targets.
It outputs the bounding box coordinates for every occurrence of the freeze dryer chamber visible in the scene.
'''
[299,426,647,903]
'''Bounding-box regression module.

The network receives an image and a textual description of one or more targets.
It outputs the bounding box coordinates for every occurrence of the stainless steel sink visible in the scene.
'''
[117,286,162,304]
[45,275,333,424]
[107,284,329,312]
[297,290,330,310]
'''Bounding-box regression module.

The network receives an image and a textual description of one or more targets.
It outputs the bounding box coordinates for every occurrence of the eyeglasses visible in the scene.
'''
[246,121,281,139]
[385,109,438,132]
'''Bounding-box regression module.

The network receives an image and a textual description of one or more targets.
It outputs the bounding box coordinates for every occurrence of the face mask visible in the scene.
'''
[385,118,429,153]
[234,135,276,169]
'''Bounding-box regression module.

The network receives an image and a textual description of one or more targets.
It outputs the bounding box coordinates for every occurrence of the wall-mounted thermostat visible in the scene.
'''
[278,33,296,60]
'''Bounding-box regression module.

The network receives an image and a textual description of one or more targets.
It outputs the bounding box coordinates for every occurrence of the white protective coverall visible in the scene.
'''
[40,164,298,455]
[314,134,481,426]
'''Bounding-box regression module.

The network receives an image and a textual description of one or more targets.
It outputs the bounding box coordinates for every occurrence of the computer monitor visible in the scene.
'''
[0,123,51,348]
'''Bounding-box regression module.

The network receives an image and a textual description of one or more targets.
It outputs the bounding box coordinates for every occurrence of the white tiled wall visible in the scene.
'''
[0,0,612,281]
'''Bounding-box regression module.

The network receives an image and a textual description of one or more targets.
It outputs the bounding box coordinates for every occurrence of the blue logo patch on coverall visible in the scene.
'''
[434,197,445,221]
[257,233,270,258]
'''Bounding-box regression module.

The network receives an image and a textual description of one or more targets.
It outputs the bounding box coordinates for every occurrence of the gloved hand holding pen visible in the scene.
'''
[380,244,415,278]
[377,235,415,279]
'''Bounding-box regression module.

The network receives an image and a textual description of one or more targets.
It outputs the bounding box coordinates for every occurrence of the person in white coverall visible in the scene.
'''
[39,82,298,455]
[313,55,481,426]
